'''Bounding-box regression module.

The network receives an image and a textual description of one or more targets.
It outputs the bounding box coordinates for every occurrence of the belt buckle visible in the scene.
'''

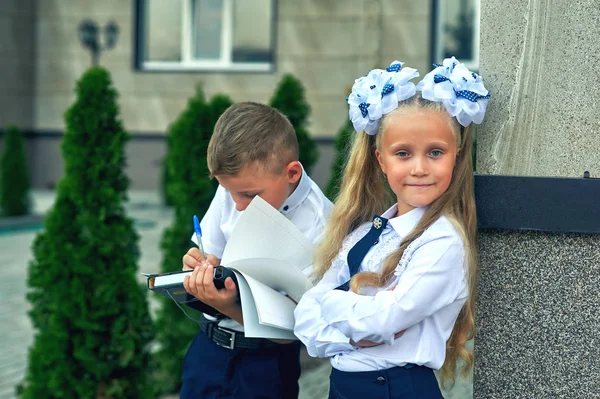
[215,327,236,350]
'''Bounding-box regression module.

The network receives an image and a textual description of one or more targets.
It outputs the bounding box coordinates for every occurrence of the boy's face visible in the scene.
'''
[216,161,302,212]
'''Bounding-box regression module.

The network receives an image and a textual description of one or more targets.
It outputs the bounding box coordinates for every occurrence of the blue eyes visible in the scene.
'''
[395,150,444,158]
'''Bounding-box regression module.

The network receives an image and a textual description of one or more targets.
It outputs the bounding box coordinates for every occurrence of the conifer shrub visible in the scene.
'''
[162,91,233,205]
[325,119,354,201]
[153,87,233,393]
[270,74,319,173]
[0,125,30,216]
[21,67,154,398]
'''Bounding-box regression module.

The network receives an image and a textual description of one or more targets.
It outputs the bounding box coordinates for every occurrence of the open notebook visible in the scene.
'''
[146,196,314,340]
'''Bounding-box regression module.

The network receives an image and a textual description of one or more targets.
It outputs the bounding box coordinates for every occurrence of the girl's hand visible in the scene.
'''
[183,264,238,314]
[182,247,220,271]
[350,339,381,348]
[350,330,406,347]
[348,284,404,347]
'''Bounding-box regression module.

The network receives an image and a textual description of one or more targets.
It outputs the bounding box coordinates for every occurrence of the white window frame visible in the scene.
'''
[140,0,274,72]
[433,0,480,71]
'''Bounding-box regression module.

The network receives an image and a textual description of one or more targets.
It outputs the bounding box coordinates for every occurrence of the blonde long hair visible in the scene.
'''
[313,95,477,385]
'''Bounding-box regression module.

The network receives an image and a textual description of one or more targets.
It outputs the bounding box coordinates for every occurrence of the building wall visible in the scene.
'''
[2,0,432,190]
[0,0,36,130]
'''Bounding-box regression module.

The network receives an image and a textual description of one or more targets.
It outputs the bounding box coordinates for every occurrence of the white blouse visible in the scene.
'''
[194,166,333,332]
[293,205,468,372]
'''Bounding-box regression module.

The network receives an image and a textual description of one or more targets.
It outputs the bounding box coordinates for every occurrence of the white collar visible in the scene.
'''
[279,163,311,214]
[382,204,427,237]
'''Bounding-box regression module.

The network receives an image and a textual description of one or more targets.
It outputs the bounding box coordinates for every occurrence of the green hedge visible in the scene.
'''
[270,74,319,174]
[21,67,154,398]
[153,87,233,394]
[0,125,30,216]
[325,119,354,201]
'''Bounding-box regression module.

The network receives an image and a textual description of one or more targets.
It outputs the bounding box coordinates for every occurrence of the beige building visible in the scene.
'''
[0,0,478,190]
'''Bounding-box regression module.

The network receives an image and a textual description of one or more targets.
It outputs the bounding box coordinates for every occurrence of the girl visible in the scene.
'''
[294,58,490,398]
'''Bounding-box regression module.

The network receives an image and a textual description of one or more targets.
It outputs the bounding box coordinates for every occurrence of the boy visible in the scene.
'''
[180,102,332,399]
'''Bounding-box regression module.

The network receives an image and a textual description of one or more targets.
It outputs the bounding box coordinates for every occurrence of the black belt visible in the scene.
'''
[199,318,279,350]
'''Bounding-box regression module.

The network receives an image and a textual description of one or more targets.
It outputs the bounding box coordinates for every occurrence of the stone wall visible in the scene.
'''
[0,0,36,130]
[474,0,600,397]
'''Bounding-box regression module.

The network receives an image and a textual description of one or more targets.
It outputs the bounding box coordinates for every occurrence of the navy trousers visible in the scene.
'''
[180,329,301,399]
[328,365,443,399]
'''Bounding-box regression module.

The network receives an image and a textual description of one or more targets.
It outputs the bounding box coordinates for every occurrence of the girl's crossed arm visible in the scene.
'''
[319,233,467,345]
[294,259,355,358]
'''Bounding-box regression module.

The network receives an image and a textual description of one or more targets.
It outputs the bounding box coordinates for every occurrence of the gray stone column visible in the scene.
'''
[474,0,600,397]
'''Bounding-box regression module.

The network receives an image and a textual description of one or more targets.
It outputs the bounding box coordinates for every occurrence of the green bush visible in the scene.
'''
[153,87,233,394]
[270,74,319,174]
[21,67,154,399]
[162,91,232,206]
[325,119,354,201]
[0,125,30,216]
[160,155,174,206]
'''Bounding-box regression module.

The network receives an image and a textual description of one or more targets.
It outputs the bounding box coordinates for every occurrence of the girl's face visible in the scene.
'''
[375,108,459,216]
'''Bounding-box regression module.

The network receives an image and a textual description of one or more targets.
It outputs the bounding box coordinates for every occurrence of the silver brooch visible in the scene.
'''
[373,217,383,229]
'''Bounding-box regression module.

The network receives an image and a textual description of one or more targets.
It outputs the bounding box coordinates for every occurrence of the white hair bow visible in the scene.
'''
[416,57,491,127]
[347,61,419,135]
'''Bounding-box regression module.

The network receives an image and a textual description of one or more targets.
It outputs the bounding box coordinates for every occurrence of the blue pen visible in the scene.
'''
[193,215,206,259]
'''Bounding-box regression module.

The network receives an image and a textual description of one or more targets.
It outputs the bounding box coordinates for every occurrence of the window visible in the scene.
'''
[431,0,480,71]
[135,0,276,72]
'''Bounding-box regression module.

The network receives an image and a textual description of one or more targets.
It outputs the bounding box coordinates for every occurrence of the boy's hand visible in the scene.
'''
[182,248,220,271]
[183,264,238,315]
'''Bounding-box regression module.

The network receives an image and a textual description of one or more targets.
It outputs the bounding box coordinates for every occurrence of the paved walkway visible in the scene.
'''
[0,191,471,399]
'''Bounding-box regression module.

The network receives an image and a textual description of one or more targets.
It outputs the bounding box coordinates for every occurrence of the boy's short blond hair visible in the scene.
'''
[207,102,299,177]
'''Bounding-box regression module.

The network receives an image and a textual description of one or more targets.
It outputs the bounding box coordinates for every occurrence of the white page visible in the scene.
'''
[151,270,192,287]
[221,196,313,272]
[227,258,308,303]
[235,272,297,340]
[238,271,297,331]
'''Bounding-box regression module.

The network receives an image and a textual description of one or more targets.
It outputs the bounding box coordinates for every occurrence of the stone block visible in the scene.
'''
[279,0,365,19]
[36,13,133,58]
[379,15,430,61]
[0,94,35,129]
[307,95,350,138]
[477,0,600,177]
[36,0,131,18]
[475,230,600,398]
[277,19,376,58]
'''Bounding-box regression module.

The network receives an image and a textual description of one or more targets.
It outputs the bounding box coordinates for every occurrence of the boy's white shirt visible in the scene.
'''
[192,167,333,331]
[293,205,469,372]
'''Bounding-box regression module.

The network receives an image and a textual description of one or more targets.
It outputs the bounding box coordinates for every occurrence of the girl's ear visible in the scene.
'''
[375,149,386,174]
